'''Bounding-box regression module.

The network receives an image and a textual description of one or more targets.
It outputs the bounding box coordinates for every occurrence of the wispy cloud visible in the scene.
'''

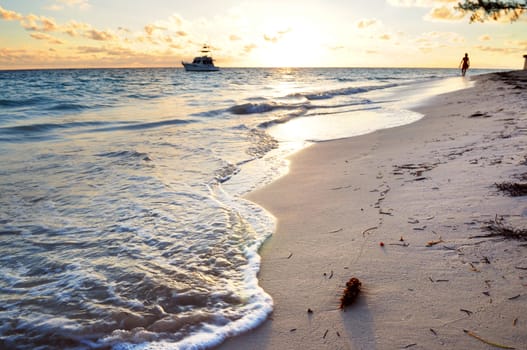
[425,6,465,21]
[30,32,64,45]
[263,28,292,43]
[357,18,380,29]
[49,0,91,11]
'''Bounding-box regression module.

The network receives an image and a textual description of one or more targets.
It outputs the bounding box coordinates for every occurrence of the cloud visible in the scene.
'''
[387,0,457,7]
[63,20,91,36]
[475,45,525,54]
[84,29,117,41]
[244,44,257,53]
[263,27,292,43]
[479,35,492,41]
[230,34,242,41]
[30,32,64,45]
[379,33,392,40]
[357,18,379,29]
[51,0,91,11]
[0,5,23,20]
[144,24,167,36]
[425,6,465,21]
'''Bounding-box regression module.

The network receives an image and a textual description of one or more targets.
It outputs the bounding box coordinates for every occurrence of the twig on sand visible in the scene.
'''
[426,237,444,247]
[463,329,516,349]
[362,226,378,236]
[460,308,473,316]
[328,228,344,234]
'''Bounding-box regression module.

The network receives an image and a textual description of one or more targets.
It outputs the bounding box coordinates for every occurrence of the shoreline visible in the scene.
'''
[217,70,527,350]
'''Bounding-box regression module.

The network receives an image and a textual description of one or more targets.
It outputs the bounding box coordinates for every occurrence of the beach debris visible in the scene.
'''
[403,344,417,349]
[463,329,516,349]
[496,182,527,196]
[307,308,313,314]
[460,308,473,316]
[392,163,438,177]
[336,331,341,337]
[468,112,491,118]
[389,242,410,247]
[362,226,378,236]
[290,328,297,332]
[328,228,344,234]
[508,294,521,300]
[469,263,480,272]
[429,277,449,283]
[430,328,438,336]
[340,277,362,309]
[474,216,527,240]
[426,237,444,247]
[287,252,293,259]
[400,236,405,241]
[323,329,329,339]
[379,242,385,247]
[513,318,518,326]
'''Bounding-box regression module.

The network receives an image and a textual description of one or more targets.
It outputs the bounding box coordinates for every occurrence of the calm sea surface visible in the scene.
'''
[0,67,498,349]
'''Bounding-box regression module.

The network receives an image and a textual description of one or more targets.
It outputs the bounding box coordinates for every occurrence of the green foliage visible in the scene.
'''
[456,0,527,22]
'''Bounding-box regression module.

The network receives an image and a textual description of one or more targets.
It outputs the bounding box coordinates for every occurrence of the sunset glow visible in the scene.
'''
[1,0,526,69]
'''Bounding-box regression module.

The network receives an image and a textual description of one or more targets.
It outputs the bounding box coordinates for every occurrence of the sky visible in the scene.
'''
[0,0,526,69]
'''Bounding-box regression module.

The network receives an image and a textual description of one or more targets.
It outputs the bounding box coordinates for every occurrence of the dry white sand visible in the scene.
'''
[217,71,527,350]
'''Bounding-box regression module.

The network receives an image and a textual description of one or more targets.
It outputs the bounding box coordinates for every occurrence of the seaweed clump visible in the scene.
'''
[340,277,361,309]
[484,222,527,240]
[476,216,527,241]
[496,182,527,197]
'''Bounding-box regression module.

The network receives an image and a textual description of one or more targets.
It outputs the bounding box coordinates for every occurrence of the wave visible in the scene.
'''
[0,119,195,142]
[300,83,398,101]
[92,118,196,133]
[96,150,152,162]
[0,96,53,108]
[228,82,397,117]
[46,103,98,111]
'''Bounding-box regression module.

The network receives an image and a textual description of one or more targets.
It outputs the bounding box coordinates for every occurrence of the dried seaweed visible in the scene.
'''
[473,216,527,240]
[340,277,361,309]
[496,182,527,196]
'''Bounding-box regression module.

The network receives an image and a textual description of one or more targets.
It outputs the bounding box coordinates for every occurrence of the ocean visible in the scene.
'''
[0,67,498,349]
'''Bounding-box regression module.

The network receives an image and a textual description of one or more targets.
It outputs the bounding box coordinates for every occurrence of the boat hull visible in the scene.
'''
[182,62,219,72]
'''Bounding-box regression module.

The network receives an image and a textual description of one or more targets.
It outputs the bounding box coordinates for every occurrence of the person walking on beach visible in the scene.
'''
[460,53,470,76]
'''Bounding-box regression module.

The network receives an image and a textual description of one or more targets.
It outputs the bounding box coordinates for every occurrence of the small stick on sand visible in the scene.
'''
[426,237,444,247]
[463,329,516,349]
[362,226,378,236]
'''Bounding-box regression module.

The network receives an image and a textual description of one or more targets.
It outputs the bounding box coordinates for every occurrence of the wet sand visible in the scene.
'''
[218,71,527,350]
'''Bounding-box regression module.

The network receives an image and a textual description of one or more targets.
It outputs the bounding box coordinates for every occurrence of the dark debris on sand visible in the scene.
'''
[496,182,527,197]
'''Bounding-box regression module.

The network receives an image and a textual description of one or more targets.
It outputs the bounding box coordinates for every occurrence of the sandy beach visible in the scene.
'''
[218,71,527,350]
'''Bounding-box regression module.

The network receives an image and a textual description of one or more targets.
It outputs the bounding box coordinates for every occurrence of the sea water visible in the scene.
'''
[0,67,497,349]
